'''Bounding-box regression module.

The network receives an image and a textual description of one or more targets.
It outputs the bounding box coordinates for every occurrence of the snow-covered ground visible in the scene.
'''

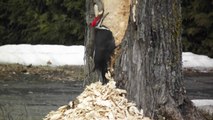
[0,44,213,112]
[0,44,84,66]
[183,52,213,70]
[0,44,213,68]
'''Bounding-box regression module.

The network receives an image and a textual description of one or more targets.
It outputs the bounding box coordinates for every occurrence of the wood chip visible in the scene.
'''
[43,81,150,120]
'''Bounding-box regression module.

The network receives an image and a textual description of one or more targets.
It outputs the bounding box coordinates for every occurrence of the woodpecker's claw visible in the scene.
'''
[105,71,114,81]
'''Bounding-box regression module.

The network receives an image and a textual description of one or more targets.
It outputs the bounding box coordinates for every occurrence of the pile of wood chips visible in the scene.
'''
[43,81,150,120]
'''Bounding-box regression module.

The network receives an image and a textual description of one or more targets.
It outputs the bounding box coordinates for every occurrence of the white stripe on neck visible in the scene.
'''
[95,26,109,30]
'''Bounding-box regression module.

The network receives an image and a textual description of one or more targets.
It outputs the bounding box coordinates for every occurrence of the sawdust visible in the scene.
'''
[43,81,150,120]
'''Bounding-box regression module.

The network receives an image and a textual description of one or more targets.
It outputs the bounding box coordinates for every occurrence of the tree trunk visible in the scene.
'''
[115,0,205,119]
[84,0,97,85]
[85,0,205,119]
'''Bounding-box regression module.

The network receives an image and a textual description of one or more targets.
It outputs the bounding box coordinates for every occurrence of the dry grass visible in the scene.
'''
[0,64,85,81]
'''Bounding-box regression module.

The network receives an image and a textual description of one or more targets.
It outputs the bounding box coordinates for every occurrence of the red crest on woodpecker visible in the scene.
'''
[90,16,101,27]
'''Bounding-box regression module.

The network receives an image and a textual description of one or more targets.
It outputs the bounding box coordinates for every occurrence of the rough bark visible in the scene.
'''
[85,0,205,119]
[115,0,205,119]
[84,0,96,85]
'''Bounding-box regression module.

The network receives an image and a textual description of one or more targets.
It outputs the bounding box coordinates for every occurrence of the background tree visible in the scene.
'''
[0,0,85,45]
[182,0,213,57]
[85,0,205,119]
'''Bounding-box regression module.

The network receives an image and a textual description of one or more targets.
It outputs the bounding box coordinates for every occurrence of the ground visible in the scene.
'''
[0,64,85,120]
[0,64,212,119]
[0,64,85,81]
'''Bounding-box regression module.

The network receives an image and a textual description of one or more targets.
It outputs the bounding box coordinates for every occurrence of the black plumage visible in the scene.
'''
[93,27,115,84]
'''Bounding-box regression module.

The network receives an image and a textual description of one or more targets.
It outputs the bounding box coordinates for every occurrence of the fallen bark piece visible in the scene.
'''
[43,81,150,120]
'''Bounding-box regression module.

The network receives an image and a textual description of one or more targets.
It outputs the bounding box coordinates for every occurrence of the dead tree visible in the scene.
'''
[85,0,205,119]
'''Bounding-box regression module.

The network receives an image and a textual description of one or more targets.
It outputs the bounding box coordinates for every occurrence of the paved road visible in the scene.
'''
[0,77,83,120]
[184,73,213,99]
[0,73,212,120]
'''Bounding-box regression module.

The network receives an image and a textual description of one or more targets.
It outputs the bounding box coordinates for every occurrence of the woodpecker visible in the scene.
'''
[90,12,115,84]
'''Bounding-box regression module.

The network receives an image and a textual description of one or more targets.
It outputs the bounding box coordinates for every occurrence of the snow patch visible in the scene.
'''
[192,99,213,114]
[192,99,213,107]
[0,44,213,69]
[0,44,85,66]
[182,52,213,68]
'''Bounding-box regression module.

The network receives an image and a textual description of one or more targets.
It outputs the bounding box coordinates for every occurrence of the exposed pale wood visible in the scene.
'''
[101,0,130,46]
